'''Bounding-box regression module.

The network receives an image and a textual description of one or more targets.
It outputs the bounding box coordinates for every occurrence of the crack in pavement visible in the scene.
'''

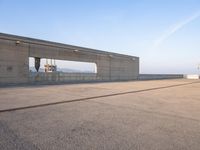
[0,81,199,113]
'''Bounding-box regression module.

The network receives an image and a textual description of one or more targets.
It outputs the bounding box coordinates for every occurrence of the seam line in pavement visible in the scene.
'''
[0,81,199,113]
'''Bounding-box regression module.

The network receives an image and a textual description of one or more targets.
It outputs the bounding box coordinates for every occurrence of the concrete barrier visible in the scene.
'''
[29,72,98,83]
[138,74,183,80]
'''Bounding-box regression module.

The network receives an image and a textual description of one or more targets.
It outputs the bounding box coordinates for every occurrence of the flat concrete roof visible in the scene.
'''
[1,79,200,149]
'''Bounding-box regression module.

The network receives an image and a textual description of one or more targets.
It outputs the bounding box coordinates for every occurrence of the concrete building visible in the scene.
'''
[0,33,139,84]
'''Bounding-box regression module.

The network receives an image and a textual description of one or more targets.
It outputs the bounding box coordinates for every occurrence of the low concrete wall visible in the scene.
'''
[29,72,98,83]
[138,74,183,80]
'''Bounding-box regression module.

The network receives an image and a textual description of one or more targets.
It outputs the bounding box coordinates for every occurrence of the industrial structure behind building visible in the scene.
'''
[0,33,139,85]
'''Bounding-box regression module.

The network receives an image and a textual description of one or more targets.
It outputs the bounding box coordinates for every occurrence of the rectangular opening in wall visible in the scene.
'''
[29,57,97,73]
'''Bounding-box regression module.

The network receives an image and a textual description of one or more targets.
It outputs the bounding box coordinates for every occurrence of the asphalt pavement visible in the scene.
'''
[0,79,200,150]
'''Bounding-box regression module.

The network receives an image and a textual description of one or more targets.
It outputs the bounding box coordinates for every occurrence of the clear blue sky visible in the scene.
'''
[1,0,200,74]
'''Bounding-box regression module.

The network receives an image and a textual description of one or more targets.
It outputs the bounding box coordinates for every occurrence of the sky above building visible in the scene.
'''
[0,0,200,74]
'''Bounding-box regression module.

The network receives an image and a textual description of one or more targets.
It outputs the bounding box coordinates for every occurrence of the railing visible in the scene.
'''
[29,72,97,83]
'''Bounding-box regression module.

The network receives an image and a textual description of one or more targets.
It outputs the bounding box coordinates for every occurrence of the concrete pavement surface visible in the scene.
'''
[0,79,200,150]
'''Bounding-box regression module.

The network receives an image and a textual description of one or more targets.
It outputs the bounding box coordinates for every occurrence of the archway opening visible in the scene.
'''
[29,57,97,73]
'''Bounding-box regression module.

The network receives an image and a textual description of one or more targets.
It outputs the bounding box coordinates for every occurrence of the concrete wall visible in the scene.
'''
[0,33,139,84]
[0,38,29,84]
[138,74,183,80]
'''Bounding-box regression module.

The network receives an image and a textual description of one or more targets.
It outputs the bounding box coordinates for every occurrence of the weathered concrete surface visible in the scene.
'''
[0,33,139,84]
[1,79,200,150]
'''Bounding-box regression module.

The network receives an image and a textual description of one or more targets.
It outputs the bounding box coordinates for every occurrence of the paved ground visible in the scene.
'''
[0,79,200,150]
